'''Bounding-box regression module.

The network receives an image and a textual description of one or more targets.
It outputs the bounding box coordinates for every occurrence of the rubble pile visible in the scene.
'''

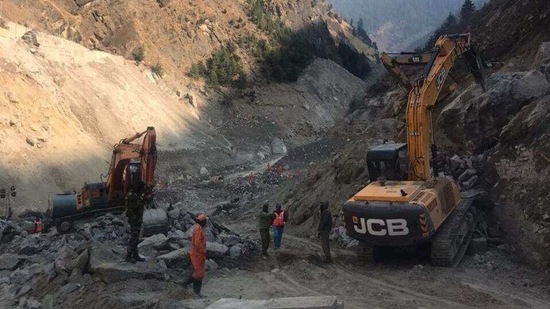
[0,210,258,308]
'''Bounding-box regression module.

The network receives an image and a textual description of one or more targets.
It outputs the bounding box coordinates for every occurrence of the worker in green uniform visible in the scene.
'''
[258,203,273,257]
[318,201,333,263]
[125,186,147,263]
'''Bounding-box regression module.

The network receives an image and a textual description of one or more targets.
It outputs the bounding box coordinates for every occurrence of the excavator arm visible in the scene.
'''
[105,126,157,201]
[380,51,435,91]
[405,33,484,180]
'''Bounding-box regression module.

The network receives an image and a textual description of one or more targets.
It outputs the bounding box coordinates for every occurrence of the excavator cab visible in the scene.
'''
[367,143,408,182]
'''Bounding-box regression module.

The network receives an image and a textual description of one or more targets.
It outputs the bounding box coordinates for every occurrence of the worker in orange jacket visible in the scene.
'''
[183,214,208,297]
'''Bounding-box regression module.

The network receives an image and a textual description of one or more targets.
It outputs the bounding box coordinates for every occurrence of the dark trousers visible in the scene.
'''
[320,230,331,261]
[260,228,270,254]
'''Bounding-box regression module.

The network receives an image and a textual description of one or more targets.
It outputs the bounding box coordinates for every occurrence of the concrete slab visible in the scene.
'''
[207,296,341,309]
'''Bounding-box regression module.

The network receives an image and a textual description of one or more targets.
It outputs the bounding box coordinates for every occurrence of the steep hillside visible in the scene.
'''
[473,0,550,68]
[0,0,377,83]
[329,0,487,51]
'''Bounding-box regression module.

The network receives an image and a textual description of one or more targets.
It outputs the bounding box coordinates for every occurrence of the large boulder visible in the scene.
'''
[0,254,25,271]
[437,71,550,153]
[156,248,190,269]
[138,234,168,249]
[271,138,287,155]
[88,243,164,284]
[206,242,228,258]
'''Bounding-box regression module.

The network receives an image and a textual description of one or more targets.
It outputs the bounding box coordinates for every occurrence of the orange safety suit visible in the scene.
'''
[190,223,207,280]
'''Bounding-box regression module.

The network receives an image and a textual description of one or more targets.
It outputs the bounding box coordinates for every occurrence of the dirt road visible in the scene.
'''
[188,218,550,309]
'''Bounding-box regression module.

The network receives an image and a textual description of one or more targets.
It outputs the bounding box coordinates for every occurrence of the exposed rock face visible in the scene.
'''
[437,70,550,153]
[436,60,550,269]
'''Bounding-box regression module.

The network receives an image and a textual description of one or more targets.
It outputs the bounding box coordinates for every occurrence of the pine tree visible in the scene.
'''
[443,13,458,31]
[460,0,476,25]
[424,13,458,50]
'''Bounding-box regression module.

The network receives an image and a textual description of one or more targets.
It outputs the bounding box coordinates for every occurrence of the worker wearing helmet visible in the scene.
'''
[183,214,208,297]
[125,186,146,263]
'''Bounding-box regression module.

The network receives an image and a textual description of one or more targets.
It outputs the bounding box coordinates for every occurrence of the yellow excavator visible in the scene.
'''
[342,33,485,266]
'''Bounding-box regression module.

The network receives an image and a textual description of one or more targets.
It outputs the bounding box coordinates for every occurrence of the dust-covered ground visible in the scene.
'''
[144,160,550,309]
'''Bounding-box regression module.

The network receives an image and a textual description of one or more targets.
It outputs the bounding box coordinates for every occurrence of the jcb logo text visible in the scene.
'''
[353,217,409,236]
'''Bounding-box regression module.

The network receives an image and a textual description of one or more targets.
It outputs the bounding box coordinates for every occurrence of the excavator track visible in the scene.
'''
[431,198,478,267]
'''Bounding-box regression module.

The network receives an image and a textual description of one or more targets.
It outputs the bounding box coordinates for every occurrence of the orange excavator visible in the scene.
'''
[49,127,167,235]
[342,33,485,266]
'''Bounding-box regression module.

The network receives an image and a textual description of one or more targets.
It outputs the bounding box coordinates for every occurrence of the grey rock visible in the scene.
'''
[449,154,462,172]
[158,259,168,269]
[21,31,40,47]
[138,234,168,249]
[26,296,41,309]
[17,284,32,296]
[229,245,242,259]
[206,242,228,258]
[156,248,190,269]
[458,169,477,182]
[173,221,183,231]
[88,243,164,284]
[58,283,80,296]
[0,253,24,271]
[271,137,287,155]
[55,246,77,272]
[25,137,36,147]
[27,263,44,276]
[461,175,479,190]
[40,294,54,309]
[200,167,209,176]
[168,208,180,219]
[18,244,41,255]
[205,259,218,271]
[220,234,241,247]
[72,249,89,275]
[168,229,185,241]
[473,254,485,264]
[111,217,126,226]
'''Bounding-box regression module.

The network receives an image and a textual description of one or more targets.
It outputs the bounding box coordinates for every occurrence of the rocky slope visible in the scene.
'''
[0,0,377,81]
[473,0,550,70]
[435,51,550,269]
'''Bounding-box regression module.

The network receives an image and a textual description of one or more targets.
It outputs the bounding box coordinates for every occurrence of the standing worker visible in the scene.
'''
[258,203,273,257]
[272,203,288,249]
[125,186,146,263]
[318,201,333,263]
[33,218,43,233]
[184,214,208,297]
